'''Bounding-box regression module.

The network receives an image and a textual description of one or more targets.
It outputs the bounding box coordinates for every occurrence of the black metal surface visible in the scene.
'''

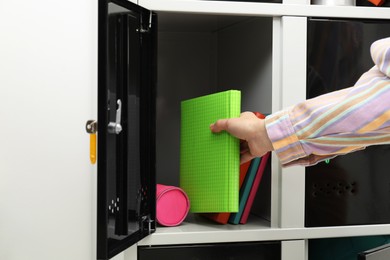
[97,0,157,259]
[138,242,281,260]
[305,18,390,227]
[306,145,390,227]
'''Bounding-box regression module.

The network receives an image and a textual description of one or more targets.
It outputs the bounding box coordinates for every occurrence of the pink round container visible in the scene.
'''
[156,184,190,226]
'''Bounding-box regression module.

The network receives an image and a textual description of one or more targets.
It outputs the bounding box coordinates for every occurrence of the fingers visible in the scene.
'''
[240,152,254,164]
[240,140,249,154]
[210,118,264,165]
[210,119,229,133]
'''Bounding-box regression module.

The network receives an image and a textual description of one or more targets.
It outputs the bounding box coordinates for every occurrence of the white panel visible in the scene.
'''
[281,16,307,108]
[139,0,390,20]
[271,16,307,229]
[92,166,98,260]
[139,222,390,246]
[276,16,307,228]
[0,0,96,259]
[280,166,306,228]
[271,17,283,116]
[91,1,98,259]
[282,240,308,260]
[111,253,125,260]
[283,0,310,5]
[124,244,138,260]
[271,17,282,229]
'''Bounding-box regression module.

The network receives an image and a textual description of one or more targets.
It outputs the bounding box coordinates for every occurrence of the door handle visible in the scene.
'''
[108,99,122,135]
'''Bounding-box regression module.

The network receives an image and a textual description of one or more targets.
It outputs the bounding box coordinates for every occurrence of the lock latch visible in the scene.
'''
[86,120,97,134]
[86,120,98,164]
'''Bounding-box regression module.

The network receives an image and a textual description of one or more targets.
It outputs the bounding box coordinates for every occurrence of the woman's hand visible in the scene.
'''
[210,112,274,164]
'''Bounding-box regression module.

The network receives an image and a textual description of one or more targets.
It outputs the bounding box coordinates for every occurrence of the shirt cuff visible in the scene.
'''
[264,109,307,166]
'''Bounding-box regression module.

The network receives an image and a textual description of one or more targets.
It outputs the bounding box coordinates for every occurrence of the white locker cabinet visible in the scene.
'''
[2,0,390,260]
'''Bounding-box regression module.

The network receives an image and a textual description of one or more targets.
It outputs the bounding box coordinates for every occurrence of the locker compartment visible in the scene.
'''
[156,13,273,186]
[155,12,273,223]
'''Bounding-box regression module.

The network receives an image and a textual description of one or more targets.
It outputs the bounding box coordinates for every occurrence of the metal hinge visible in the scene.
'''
[142,215,154,233]
[137,11,153,33]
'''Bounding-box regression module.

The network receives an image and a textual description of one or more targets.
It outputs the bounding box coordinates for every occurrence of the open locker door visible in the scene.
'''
[97,0,157,259]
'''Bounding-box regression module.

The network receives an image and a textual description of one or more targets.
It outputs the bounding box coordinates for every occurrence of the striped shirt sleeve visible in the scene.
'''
[265,37,390,167]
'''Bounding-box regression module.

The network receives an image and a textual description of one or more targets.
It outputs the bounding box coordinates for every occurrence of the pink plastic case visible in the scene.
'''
[156,184,190,226]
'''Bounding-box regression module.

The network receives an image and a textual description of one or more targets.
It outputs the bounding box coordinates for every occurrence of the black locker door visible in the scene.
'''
[305,18,390,227]
[97,0,157,259]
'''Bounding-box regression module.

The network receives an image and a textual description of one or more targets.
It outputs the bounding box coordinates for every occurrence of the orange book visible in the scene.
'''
[368,0,384,5]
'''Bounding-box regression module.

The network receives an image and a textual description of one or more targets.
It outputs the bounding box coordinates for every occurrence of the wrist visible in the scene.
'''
[246,117,274,158]
[258,119,274,152]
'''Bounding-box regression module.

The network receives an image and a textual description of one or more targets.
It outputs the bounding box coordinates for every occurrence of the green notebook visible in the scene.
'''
[180,90,241,213]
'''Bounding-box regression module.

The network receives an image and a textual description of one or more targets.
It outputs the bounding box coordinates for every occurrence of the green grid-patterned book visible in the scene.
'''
[180,90,241,213]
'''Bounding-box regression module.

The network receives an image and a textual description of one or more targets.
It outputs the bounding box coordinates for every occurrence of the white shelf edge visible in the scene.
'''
[138,221,390,246]
[139,0,390,19]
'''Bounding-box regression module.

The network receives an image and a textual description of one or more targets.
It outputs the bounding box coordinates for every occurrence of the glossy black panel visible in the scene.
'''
[138,242,281,260]
[306,18,390,227]
[98,0,156,258]
[306,145,390,227]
